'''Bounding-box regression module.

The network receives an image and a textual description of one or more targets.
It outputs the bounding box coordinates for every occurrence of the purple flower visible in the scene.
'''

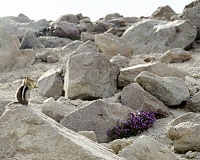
[107,111,157,141]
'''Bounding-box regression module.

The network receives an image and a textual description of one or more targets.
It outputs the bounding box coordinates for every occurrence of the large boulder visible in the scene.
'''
[0,28,35,71]
[185,92,200,112]
[119,135,179,160]
[135,71,190,106]
[122,19,197,54]
[60,100,132,143]
[0,104,123,160]
[118,62,189,88]
[38,67,64,99]
[120,83,170,117]
[167,112,200,153]
[180,0,200,39]
[64,52,118,100]
[159,48,192,63]
[95,33,133,58]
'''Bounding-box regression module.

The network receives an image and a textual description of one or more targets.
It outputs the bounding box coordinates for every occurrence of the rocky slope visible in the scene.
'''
[1,1,200,159]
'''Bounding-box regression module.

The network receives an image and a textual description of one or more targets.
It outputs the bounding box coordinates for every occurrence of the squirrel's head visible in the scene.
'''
[23,76,38,89]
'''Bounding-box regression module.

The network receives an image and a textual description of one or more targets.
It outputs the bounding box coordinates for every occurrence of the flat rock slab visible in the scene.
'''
[0,104,123,160]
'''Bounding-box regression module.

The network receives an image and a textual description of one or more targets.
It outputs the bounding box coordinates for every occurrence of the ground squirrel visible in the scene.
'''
[8,76,38,106]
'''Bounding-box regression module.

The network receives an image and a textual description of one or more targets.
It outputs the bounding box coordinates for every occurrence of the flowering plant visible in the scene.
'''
[107,111,156,141]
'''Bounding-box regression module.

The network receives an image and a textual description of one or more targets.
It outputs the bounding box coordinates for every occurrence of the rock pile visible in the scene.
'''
[1,0,200,159]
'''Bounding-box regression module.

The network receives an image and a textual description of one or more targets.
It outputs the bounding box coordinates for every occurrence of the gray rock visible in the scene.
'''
[0,28,35,71]
[95,33,133,58]
[58,14,79,23]
[119,135,179,160]
[122,19,197,55]
[159,48,192,63]
[15,49,36,68]
[77,20,94,33]
[167,112,200,153]
[78,131,98,142]
[51,21,80,39]
[64,40,84,50]
[64,52,118,100]
[36,48,59,62]
[42,97,77,122]
[81,32,94,42]
[128,58,146,66]
[151,5,177,20]
[60,100,132,142]
[104,13,122,21]
[0,104,123,160]
[0,16,48,38]
[118,62,189,88]
[93,20,112,33]
[136,71,190,106]
[108,138,134,154]
[185,92,200,112]
[38,67,63,99]
[181,1,200,39]
[20,29,43,49]
[110,54,130,68]
[17,13,31,22]
[39,36,72,48]
[121,83,170,117]
[42,97,90,122]
[71,40,97,56]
